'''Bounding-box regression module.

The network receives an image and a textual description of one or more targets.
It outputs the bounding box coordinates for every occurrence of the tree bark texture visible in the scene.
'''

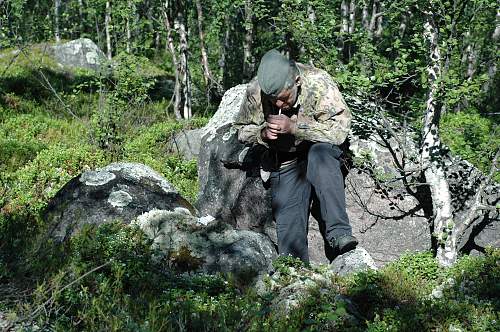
[105,1,112,60]
[162,1,182,119]
[54,0,61,42]
[243,0,255,80]
[174,2,192,119]
[422,15,456,267]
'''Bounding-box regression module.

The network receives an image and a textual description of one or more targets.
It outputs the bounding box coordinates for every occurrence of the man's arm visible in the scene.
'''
[294,71,352,145]
[233,79,270,147]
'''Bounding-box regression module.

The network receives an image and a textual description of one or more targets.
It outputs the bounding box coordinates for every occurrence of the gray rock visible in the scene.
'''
[50,38,107,71]
[474,219,500,249]
[256,266,337,316]
[133,208,276,284]
[330,247,377,276]
[44,162,195,242]
[429,277,456,300]
[196,121,274,238]
[170,128,203,160]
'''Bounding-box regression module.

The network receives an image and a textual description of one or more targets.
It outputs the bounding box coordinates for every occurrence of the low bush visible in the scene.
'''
[441,111,499,180]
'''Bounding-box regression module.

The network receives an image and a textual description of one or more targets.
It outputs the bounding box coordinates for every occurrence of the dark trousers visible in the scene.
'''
[269,143,351,263]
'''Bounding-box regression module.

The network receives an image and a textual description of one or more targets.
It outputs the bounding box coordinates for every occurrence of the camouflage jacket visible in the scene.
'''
[234,63,352,153]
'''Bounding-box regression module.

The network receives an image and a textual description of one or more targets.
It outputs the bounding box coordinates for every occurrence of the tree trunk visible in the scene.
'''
[175,3,191,119]
[105,1,112,60]
[305,4,316,65]
[126,0,133,53]
[399,11,408,38]
[348,0,356,34]
[162,1,181,119]
[362,1,369,30]
[242,0,255,80]
[195,0,221,97]
[78,0,84,37]
[340,0,349,61]
[54,0,61,42]
[368,0,379,36]
[375,2,384,38]
[422,14,456,267]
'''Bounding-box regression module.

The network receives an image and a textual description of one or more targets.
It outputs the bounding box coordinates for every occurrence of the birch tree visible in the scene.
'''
[54,0,61,42]
[422,11,457,266]
[105,0,112,60]
[162,0,191,119]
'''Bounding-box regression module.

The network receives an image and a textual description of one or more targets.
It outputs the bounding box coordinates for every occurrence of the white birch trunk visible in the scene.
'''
[348,0,356,34]
[399,10,408,38]
[375,2,384,38]
[341,0,349,34]
[105,1,112,60]
[54,0,61,42]
[362,1,369,30]
[368,0,379,36]
[162,1,182,119]
[423,15,456,267]
[126,0,132,53]
[175,4,191,119]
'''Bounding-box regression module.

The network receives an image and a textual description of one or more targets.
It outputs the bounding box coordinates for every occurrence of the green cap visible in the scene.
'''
[257,49,292,96]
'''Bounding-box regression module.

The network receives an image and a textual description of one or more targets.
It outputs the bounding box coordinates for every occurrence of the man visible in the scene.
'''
[234,49,358,263]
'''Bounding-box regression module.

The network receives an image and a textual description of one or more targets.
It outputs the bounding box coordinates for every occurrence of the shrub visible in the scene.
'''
[123,120,207,202]
[3,143,106,216]
[441,111,499,179]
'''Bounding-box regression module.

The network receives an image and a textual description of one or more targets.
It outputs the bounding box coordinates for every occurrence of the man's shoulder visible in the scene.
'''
[297,63,334,81]
[246,77,261,96]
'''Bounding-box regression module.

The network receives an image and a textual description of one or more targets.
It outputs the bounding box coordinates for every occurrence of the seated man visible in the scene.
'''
[234,49,358,263]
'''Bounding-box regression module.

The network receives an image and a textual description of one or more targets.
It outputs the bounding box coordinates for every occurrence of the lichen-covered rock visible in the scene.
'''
[330,247,377,276]
[256,265,338,315]
[44,162,194,242]
[133,208,276,284]
[50,38,107,71]
[170,128,203,161]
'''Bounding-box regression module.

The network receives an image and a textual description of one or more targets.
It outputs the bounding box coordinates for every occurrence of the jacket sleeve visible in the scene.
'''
[294,71,352,146]
[233,80,269,148]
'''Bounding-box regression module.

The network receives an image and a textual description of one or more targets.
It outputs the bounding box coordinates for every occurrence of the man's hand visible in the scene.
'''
[268,114,297,135]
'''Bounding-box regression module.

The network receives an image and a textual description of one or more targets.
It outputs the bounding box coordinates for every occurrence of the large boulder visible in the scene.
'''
[43,162,276,282]
[44,162,195,243]
[195,84,499,266]
[50,38,107,71]
[133,208,276,284]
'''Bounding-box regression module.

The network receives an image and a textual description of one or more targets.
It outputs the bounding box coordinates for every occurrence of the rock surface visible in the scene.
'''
[44,162,276,282]
[50,38,107,71]
[330,247,378,276]
[133,208,276,284]
[44,162,194,242]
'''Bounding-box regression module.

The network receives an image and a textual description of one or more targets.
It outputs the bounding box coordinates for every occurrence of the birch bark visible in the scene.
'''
[105,1,112,60]
[422,14,456,267]
[54,0,61,42]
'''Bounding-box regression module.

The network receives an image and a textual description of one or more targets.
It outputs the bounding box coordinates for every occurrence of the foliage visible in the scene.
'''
[441,111,499,179]
[123,119,207,202]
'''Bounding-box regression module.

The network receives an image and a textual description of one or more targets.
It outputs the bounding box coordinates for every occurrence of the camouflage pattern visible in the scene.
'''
[234,63,352,153]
